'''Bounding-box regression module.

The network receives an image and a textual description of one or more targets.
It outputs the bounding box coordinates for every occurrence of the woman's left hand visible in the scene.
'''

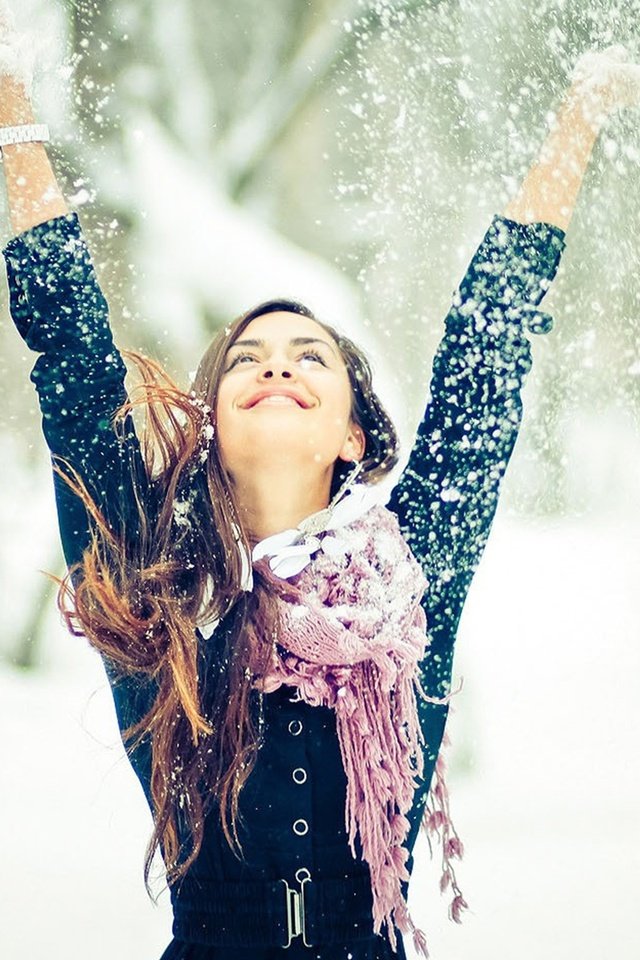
[0,0,36,102]
[570,44,640,128]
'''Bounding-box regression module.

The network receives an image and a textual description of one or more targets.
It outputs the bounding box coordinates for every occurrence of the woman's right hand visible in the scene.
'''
[571,45,640,128]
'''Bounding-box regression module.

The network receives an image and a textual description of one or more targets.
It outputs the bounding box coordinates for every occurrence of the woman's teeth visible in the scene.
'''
[255,395,300,406]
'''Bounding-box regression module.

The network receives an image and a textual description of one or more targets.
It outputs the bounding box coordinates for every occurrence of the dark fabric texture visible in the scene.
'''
[3,211,565,958]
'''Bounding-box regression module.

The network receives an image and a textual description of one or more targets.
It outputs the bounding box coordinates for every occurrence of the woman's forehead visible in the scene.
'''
[239,311,332,342]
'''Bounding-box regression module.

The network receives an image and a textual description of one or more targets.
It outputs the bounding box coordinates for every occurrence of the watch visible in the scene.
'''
[0,123,50,153]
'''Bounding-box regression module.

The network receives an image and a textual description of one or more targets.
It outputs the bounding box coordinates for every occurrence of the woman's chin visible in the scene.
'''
[225,439,333,472]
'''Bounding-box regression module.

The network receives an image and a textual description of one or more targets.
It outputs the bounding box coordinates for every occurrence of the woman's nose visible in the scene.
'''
[258,364,294,380]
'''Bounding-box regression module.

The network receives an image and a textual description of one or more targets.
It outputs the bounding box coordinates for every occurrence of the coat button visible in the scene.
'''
[292,819,309,836]
[288,719,303,736]
[292,767,307,784]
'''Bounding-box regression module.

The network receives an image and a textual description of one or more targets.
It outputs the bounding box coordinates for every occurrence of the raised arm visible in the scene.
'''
[395,46,640,865]
[389,44,640,707]
[0,39,157,739]
[0,67,148,574]
[388,217,564,697]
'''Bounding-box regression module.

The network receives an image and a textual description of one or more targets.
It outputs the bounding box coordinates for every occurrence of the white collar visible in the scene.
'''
[197,482,381,640]
[250,481,380,579]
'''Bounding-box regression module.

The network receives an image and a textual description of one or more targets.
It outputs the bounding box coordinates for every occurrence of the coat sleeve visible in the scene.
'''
[3,213,156,739]
[2,211,150,573]
[387,216,566,862]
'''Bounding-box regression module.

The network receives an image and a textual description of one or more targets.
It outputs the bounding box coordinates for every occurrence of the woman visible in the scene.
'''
[2,5,639,955]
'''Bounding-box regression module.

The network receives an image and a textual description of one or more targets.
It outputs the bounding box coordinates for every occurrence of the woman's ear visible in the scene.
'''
[338,422,366,463]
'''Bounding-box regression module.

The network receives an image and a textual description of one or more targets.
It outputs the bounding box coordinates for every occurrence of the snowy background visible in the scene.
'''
[1,0,639,958]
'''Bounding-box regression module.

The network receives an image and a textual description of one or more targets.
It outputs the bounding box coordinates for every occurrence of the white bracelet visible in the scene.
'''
[0,123,50,154]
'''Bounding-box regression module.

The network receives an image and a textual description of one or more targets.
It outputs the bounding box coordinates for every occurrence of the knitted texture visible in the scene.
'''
[252,502,464,957]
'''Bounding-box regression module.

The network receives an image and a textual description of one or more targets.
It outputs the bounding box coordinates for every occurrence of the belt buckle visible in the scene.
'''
[280,867,313,948]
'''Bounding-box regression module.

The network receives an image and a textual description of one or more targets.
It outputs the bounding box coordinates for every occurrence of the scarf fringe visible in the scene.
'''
[375,701,469,958]
[420,722,470,926]
[389,896,432,957]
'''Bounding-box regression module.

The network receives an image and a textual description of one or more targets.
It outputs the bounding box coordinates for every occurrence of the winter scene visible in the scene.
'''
[1,1,639,959]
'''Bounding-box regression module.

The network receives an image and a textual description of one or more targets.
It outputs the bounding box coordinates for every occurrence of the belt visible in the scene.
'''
[171,868,378,948]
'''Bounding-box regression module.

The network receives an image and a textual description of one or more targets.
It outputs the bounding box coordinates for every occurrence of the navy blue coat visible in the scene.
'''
[3,212,565,960]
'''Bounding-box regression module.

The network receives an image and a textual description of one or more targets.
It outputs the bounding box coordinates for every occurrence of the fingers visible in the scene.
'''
[0,0,17,36]
[600,44,630,65]
[573,45,631,83]
[0,3,35,102]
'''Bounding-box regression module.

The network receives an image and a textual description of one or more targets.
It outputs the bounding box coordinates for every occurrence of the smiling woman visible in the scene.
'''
[216,311,368,543]
[4,220,562,960]
[192,298,399,543]
[3,9,640,958]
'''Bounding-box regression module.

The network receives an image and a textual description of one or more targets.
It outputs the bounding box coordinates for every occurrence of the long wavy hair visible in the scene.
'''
[55,297,400,896]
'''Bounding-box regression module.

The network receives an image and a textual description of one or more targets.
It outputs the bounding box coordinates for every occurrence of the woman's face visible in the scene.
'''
[215,311,365,481]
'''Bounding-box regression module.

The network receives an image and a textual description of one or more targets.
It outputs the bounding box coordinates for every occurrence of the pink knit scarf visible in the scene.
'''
[251,502,468,957]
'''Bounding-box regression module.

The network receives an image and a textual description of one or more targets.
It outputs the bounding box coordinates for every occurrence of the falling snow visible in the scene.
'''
[1,1,640,959]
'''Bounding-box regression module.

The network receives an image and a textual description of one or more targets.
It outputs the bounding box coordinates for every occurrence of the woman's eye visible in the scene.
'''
[300,350,326,365]
[226,353,256,370]
[226,349,326,370]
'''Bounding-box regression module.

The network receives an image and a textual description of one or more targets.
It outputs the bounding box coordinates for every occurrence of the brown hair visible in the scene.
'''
[56,297,400,896]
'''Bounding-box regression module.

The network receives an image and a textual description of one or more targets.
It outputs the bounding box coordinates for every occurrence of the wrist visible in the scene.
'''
[0,112,37,129]
[0,105,36,128]
[0,77,35,127]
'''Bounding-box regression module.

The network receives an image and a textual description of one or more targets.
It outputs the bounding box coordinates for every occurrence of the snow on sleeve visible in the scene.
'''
[454,214,567,336]
[2,212,114,354]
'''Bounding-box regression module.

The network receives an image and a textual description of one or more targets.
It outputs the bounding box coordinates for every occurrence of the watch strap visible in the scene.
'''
[0,123,50,150]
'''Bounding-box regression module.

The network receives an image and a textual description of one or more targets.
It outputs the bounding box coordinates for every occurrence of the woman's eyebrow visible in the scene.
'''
[228,336,338,357]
